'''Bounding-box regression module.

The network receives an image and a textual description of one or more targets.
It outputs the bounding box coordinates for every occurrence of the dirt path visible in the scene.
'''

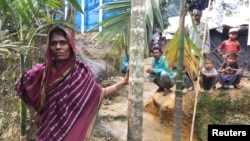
[142,57,172,140]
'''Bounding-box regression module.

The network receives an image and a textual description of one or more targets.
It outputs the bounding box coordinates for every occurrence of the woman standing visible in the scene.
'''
[14,26,129,141]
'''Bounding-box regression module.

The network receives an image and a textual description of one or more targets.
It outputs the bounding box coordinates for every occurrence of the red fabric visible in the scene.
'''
[218,39,240,55]
[15,64,44,108]
[15,27,102,141]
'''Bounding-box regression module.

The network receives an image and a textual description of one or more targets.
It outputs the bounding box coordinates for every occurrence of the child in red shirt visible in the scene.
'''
[218,28,240,61]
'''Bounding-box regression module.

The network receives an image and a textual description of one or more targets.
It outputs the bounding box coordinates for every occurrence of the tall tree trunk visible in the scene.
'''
[127,0,146,140]
[172,0,185,140]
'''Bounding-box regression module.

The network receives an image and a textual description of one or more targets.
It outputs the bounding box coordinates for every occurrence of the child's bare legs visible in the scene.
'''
[233,73,242,89]
[199,75,205,92]
[182,74,193,94]
[208,76,218,93]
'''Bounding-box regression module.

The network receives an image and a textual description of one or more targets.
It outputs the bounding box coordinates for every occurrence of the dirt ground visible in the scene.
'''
[88,55,200,141]
[88,56,171,141]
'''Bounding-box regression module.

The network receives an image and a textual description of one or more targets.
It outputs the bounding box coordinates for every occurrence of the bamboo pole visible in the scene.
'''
[189,0,212,141]
[20,54,27,141]
[201,0,212,54]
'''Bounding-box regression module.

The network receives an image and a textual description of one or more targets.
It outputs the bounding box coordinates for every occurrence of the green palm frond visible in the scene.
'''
[91,0,163,56]
[0,0,81,58]
[0,44,31,53]
[91,12,131,44]
[0,48,11,55]
[146,0,154,32]
[150,0,164,30]
[183,28,203,59]
[0,39,32,56]
[163,30,178,68]
[146,0,164,51]
[45,0,64,9]
[109,33,125,55]
[99,0,131,12]
[164,28,202,81]
[0,0,19,30]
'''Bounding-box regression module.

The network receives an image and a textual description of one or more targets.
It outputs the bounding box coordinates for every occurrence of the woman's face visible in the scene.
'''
[49,33,71,62]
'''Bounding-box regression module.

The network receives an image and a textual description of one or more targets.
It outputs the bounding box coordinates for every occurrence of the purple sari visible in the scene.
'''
[15,27,102,141]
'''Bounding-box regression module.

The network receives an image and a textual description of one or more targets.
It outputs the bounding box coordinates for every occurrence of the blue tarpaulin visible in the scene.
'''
[72,0,115,32]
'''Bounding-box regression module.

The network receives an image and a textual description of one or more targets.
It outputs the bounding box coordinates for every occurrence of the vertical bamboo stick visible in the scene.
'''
[190,0,212,141]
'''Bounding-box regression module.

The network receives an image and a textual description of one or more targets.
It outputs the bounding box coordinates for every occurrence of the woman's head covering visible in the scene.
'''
[15,26,77,112]
[45,26,76,64]
[39,27,76,112]
[46,27,76,57]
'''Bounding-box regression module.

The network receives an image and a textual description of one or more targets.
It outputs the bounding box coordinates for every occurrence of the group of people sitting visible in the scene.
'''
[145,27,243,95]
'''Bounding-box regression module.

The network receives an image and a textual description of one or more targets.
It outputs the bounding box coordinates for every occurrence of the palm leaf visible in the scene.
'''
[99,0,131,12]
[91,0,163,56]
[164,29,201,81]
[163,30,178,68]
[91,12,130,45]
[45,0,64,9]
[14,1,30,24]
[150,0,164,30]
[67,0,84,13]
[0,48,11,55]
[0,0,19,30]
[110,33,125,54]
[27,0,36,15]
[184,29,203,59]
[146,0,154,31]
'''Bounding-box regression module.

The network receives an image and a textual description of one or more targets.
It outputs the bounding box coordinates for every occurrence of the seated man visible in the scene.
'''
[146,47,176,95]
